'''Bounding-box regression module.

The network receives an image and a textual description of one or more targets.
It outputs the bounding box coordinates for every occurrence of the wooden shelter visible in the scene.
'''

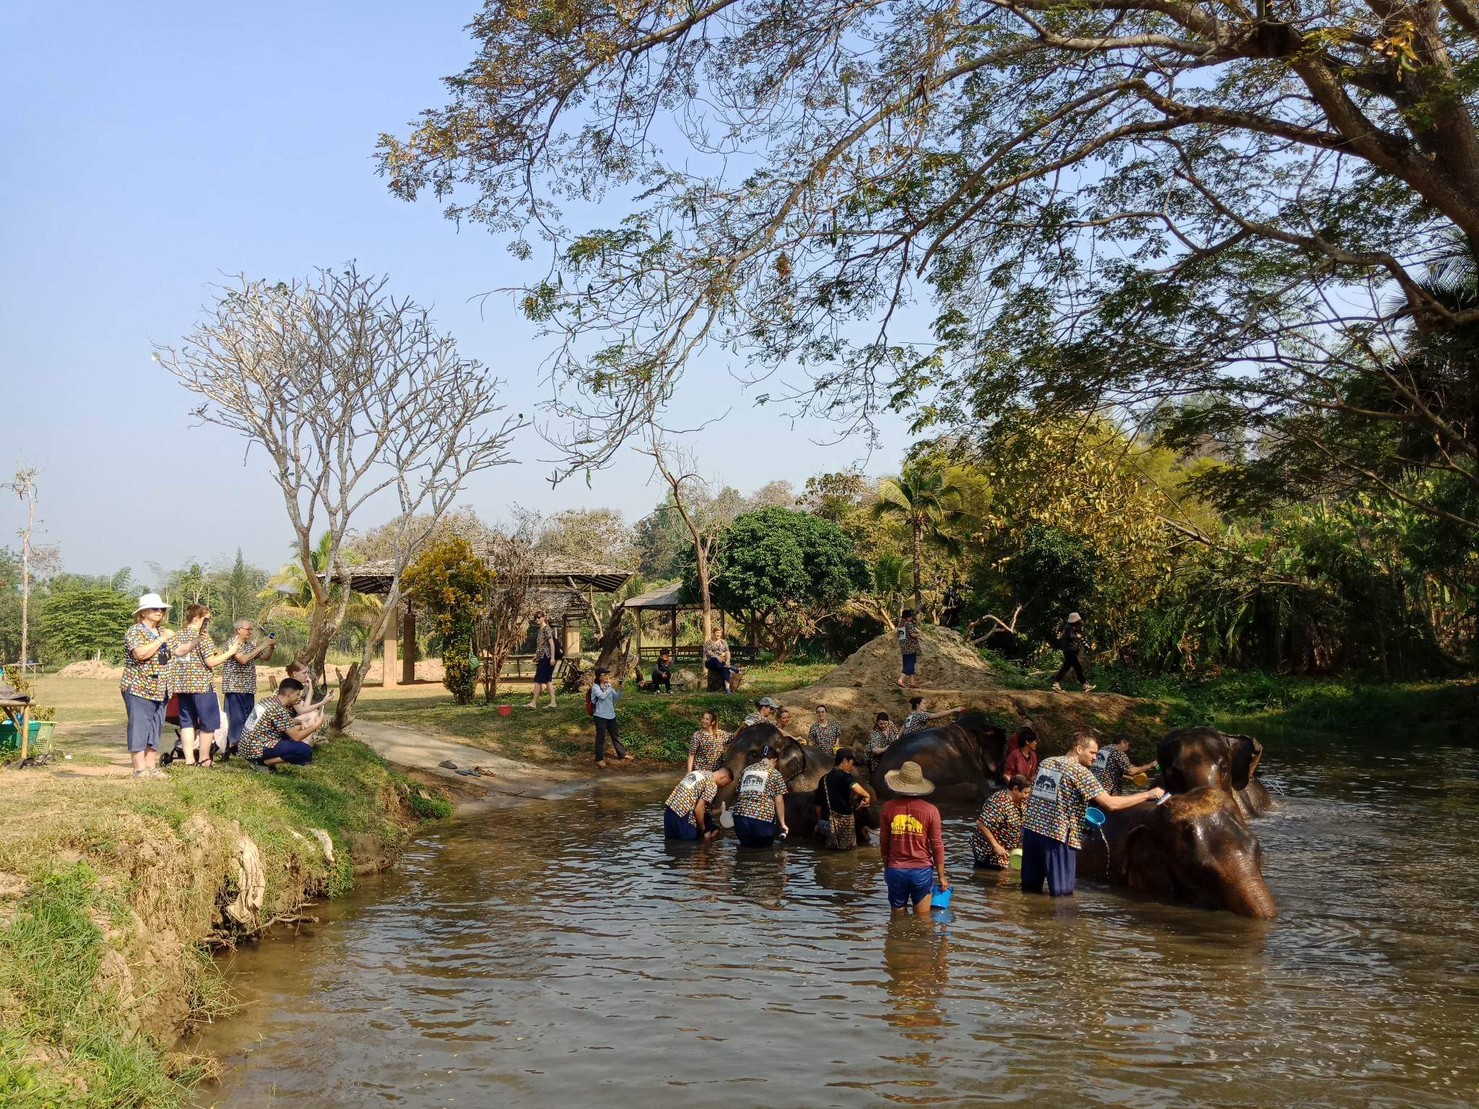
[333,557,633,685]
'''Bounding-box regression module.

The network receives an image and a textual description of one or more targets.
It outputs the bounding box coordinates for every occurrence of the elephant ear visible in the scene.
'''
[1156,734,1185,793]
[777,738,810,783]
[1227,734,1261,791]
[1124,826,1175,897]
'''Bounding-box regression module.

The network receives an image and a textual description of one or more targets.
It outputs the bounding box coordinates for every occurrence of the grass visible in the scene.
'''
[0,738,442,1106]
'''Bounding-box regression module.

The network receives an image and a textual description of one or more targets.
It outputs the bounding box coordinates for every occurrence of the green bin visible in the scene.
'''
[0,720,54,752]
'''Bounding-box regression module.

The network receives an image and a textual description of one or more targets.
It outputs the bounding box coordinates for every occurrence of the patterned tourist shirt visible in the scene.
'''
[899,619,921,656]
[868,722,899,755]
[167,629,217,695]
[239,698,294,761]
[689,728,727,772]
[971,790,1024,860]
[665,769,720,819]
[900,710,931,734]
[703,639,729,663]
[1092,746,1133,794]
[220,639,260,695]
[807,720,842,750]
[732,762,788,822]
[535,624,558,661]
[1023,755,1106,849]
[120,623,170,701]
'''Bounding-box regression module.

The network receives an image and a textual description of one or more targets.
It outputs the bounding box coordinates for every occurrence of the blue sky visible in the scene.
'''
[0,1,913,579]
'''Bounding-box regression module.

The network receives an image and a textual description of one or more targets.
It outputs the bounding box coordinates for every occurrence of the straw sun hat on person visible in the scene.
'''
[885,760,936,796]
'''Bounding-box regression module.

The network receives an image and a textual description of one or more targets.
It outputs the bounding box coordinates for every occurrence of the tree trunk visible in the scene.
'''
[332,658,366,732]
[912,522,924,610]
[595,603,630,675]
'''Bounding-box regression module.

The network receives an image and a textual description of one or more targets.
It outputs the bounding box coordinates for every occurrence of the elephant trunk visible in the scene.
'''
[1222,858,1278,920]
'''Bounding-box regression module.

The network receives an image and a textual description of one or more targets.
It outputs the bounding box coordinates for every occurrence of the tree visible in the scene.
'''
[403,536,494,704]
[872,464,972,610]
[6,469,57,669]
[638,435,734,642]
[476,531,539,700]
[38,586,136,665]
[156,265,523,731]
[383,1,1479,533]
[693,507,869,660]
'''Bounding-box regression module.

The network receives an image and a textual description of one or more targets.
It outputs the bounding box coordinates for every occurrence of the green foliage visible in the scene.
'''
[999,527,1097,649]
[37,585,137,665]
[685,507,869,660]
[402,536,493,704]
[872,463,974,607]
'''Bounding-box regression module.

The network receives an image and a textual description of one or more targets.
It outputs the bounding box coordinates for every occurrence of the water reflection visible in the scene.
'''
[193,733,1479,1108]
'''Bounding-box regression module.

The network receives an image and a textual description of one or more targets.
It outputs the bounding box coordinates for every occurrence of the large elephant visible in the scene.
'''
[1158,726,1273,817]
[1077,786,1279,918]
[870,711,1008,803]
[715,724,879,841]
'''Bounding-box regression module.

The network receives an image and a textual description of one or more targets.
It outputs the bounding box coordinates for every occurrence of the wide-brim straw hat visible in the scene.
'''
[135,592,170,616]
[885,760,935,796]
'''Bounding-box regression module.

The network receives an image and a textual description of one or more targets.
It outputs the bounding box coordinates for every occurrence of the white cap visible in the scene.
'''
[1067,612,1082,623]
[135,592,170,613]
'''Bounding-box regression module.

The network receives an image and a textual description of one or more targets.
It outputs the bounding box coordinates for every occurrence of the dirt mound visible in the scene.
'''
[812,625,997,692]
[55,659,123,679]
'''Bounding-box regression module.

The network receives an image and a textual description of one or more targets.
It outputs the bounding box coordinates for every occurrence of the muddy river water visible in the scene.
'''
[193,728,1479,1107]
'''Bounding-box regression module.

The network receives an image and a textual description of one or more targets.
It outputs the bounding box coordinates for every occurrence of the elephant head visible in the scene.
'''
[1118,788,1277,919]
[1158,727,1263,794]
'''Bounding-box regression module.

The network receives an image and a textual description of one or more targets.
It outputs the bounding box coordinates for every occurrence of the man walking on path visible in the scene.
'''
[1051,612,1094,692]
[591,668,632,768]
[1021,732,1164,897]
[878,761,949,916]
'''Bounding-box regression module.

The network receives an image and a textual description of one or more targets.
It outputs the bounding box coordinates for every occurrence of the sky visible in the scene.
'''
[0,1,914,580]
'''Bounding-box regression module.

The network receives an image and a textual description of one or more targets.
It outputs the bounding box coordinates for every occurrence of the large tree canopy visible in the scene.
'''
[382,0,1479,528]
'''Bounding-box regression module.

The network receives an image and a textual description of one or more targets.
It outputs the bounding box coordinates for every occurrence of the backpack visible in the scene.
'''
[585,685,596,716]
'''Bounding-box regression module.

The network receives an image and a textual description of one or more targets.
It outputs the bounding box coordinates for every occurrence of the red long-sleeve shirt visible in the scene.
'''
[879,798,945,871]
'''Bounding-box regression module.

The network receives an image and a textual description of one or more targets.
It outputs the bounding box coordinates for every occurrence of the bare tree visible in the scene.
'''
[475,530,538,700]
[637,433,729,643]
[7,468,38,671]
[156,265,525,730]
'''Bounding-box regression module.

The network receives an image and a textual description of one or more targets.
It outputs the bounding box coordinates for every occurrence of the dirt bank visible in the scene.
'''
[0,731,445,1106]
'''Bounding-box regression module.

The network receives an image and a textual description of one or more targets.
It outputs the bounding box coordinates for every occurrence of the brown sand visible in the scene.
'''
[54,659,124,680]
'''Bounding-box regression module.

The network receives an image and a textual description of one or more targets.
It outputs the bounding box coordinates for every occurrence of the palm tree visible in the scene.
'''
[873,464,973,610]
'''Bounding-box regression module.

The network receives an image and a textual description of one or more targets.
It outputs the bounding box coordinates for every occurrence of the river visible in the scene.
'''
[191,727,1479,1107]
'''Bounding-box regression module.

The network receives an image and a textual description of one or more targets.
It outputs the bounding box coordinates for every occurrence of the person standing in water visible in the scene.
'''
[664,766,734,840]
[878,761,949,916]
[732,745,790,847]
[1003,727,1040,783]
[1020,732,1164,897]
[1051,612,1094,692]
[1091,735,1157,795]
[816,747,872,850]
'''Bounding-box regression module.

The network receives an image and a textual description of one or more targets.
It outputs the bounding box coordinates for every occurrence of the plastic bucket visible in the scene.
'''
[0,720,52,752]
[497,704,513,716]
[1009,848,1023,871]
[931,885,953,910]
[1084,806,1107,828]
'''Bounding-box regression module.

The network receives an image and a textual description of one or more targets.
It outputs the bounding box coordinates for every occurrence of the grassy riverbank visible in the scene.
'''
[0,739,450,1107]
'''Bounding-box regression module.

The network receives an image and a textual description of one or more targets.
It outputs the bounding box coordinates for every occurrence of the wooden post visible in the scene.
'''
[670,606,678,653]
[634,609,643,659]
[402,608,417,685]
[19,703,29,763]
[383,610,399,688]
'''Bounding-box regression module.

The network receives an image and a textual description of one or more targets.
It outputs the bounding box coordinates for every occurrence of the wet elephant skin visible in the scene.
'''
[715,724,879,840]
[871,711,1008,803]
[1159,726,1274,817]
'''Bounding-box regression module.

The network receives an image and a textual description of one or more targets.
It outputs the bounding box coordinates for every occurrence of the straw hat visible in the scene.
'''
[885,760,935,796]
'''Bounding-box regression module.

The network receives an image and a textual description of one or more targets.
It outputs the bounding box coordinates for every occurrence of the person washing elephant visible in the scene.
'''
[664,766,734,840]
[732,745,790,848]
[1092,735,1157,795]
[815,748,873,851]
[1021,732,1164,897]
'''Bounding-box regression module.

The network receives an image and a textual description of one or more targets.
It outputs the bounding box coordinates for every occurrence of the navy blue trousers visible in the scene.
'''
[1020,828,1078,896]
[734,814,777,848]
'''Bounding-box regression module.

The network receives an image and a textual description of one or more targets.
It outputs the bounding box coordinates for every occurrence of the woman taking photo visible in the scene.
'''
[121,593,174,778]
[167,603,235,767]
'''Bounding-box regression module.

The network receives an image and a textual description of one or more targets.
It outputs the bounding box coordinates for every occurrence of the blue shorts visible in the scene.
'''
[176,691,221,731]
[734,814,777,848]
[264,738,314,765]
[901,653,918,676]
[123,692,166,754]
[664,806,702,841]
[885,866,934,908]
[534,658,555,684]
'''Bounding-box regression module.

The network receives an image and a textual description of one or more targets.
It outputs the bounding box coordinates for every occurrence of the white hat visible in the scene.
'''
[1067,612,1082,623]
[135,592,170,613]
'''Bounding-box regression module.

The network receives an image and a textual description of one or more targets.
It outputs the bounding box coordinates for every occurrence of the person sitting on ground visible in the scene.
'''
[1091,734,1157,795]
[687,710,727,774]
[1003,726,1040,783]
[866,711,899,777]
[900,696,965,735]
[972,774,1031,869]
[1020,731,1164,897]
[1051,611,1095,693]
[528,611,560,709]
[590,667,633,768]
[703,634,739,693]
[741,695,780,730]
[816,747,872,851]
[239,678,325,768]
[807,705,842,752]
[731,745,790,848]
[897,609,922,690]
[878,761,949,916]
[650,648,673,694]
[664,766,734,840]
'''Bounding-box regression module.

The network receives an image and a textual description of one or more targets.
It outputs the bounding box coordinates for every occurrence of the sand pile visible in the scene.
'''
[811,625,998,692]
[55,659,123,679]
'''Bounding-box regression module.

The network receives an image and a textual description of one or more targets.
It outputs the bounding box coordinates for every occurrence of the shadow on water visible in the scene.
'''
[193,730,1479,1107]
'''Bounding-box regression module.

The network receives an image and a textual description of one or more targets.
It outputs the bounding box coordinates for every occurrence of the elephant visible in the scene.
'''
[1077,786,1279,918]
[714,724,880,842]
[1158,726,1274,817]
[870,711,1008,803]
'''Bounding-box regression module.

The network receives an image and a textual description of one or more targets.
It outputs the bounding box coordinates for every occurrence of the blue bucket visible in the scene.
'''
[1084,806,1107,828]
[930,885,953,910]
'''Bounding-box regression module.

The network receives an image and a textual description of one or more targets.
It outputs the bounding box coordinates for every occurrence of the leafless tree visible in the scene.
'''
[156,265,525,730]
[7,468,39,671]
[636,433,731,643]
[474,529,538,700]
